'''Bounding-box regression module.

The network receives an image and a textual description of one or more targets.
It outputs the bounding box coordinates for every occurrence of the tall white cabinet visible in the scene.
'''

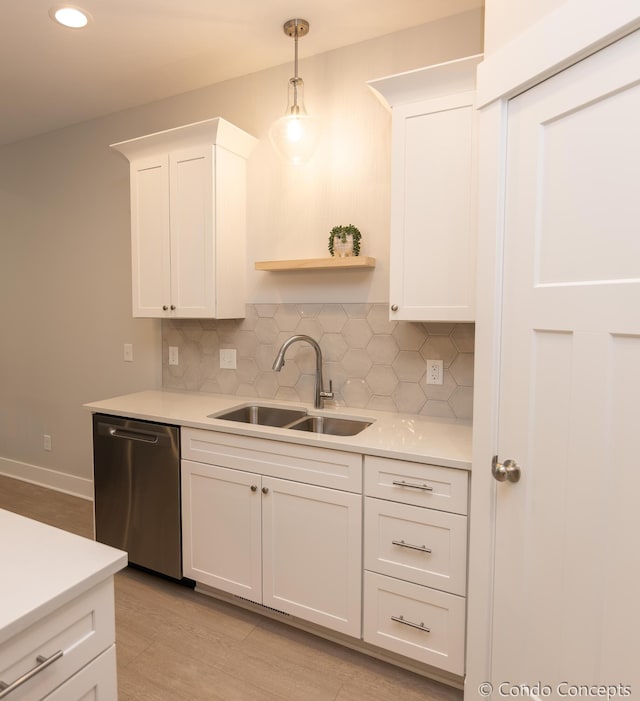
[369,55,481,322]
[112,118,256,319]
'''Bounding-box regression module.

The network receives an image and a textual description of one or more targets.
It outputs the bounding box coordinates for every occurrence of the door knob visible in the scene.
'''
[492,455,521,483]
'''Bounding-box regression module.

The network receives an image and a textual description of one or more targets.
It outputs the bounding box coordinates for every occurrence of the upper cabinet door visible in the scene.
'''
[169,147,215,318]
[129,154,171,317]
[390,91,477,321]
[369,55,481,322]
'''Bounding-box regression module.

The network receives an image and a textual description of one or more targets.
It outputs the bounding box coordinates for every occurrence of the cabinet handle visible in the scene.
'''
[392,479,433,492]
[262,487,269,494]
[390,615,430,633]
[0,650,63,698]
[162,305,169,311]
[392,539,432,554]
[170,305,176,310]
[250,484,258,492]
[390,304,398,312]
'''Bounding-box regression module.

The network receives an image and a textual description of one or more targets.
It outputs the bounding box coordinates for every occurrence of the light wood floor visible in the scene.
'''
[0,475,462,701]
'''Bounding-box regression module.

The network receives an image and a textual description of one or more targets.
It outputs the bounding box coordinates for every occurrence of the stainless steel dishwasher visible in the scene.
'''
[92,413,182,580]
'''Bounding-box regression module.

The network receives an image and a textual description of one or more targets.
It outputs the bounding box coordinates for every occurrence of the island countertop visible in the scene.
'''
[84,389,472,470]
[0,510,127,646]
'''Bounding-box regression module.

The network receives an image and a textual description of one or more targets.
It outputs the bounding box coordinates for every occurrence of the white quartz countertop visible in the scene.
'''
[85,389,472,470]
[0,510,127,645]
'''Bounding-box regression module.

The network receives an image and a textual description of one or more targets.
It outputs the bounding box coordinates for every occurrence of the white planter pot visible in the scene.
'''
[332,234,354,257]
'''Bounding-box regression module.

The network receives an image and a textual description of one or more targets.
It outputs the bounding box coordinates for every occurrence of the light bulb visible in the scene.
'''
[287,117,303,143]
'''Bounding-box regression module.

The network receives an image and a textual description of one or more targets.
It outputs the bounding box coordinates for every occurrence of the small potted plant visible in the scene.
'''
[328,224,361,258]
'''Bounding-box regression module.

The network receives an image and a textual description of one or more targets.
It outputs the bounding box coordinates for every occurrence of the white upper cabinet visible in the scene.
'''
[112,118,256,319]
[369,55,481,322]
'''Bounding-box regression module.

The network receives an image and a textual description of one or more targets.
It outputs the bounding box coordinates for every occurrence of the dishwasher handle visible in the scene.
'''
[96,420,164,444]
[108,427,159,443]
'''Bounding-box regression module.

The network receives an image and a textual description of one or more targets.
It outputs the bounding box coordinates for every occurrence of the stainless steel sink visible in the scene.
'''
[210,405,307,427]
[288,415,372,436]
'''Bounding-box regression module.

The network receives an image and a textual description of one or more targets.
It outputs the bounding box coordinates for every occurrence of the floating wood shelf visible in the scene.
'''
[255,257,376,272]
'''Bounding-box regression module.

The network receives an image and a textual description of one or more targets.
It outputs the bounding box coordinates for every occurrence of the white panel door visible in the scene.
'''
[491,30,640,697]
[261,476,362,637]
[169,147,215,318]
[129,154,171,317]
[181,460,262,602]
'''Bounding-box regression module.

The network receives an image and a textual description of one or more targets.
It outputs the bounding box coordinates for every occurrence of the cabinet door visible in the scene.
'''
[389,91,476,322]
[169,147,215,318]
[181,460,262,602]
[261,476,362,637]
[130,154,171,317]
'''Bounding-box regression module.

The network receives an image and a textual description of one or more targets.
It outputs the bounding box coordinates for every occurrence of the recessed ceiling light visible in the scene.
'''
[49,6,91,29]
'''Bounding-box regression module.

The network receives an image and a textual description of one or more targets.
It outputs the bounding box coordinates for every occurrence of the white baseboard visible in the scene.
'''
[0,457,93,501]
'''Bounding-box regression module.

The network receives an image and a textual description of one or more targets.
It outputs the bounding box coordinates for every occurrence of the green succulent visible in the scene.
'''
[328,224,361,257]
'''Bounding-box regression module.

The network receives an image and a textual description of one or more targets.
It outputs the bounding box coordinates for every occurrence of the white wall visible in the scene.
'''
[0,10,483,494]
[483,0,560,53]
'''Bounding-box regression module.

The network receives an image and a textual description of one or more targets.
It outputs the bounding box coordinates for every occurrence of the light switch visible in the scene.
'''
[123,343,133,362]
[220,349,237,369]
[169,346,179,366]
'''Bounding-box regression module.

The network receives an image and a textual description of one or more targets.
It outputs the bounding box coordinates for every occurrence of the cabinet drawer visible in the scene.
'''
[364,456,468,514]
[363,572,465,675]
[364,498,467,595]
[0,579,115,701]
[182,427,362,491]
[43,645,117,700]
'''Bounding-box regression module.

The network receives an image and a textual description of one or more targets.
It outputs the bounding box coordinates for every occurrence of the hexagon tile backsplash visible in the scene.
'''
[162,304,474,420]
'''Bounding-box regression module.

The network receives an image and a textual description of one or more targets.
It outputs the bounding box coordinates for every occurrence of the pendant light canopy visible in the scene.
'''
[269,19,320,166]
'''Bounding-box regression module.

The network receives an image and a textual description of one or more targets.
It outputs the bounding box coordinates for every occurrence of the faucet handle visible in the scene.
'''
[320,380,334,400]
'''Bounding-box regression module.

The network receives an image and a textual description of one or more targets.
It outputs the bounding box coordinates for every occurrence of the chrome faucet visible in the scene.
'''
[272,334,334,409]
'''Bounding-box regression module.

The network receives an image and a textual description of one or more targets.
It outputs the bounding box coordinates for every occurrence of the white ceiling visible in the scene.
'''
[1,0,483,146]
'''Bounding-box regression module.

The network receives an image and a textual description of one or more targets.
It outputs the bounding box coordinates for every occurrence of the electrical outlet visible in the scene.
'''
[169,346,179,366]
[219,349,237,369]
[123,343,133,362]
[426,359,444,385]
[43,434,52,451]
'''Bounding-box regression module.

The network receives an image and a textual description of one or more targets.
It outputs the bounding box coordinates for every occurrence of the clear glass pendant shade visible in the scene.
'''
[269,77,320,165]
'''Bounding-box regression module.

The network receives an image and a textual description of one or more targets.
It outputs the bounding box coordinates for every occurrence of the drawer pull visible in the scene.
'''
[392,539,432,554]
[0,650,63,698]
[392,479,433,492]
[391,615,431,633]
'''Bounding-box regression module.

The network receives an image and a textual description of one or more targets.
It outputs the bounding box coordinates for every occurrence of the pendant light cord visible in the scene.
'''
[292,21,300,111]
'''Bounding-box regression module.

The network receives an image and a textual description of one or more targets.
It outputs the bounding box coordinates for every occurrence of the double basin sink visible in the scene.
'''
[209,404,372,437]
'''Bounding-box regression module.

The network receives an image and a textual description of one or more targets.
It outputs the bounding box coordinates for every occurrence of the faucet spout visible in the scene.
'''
[272,334,333,409]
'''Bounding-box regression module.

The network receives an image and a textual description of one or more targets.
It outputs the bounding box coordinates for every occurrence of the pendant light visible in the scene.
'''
[269,19,320,166]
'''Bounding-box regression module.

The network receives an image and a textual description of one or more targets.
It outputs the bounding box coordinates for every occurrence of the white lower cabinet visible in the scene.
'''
[363,456,469,675]
[181,428,469,678]
[0,579,117,701]
[181,429,362,637]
